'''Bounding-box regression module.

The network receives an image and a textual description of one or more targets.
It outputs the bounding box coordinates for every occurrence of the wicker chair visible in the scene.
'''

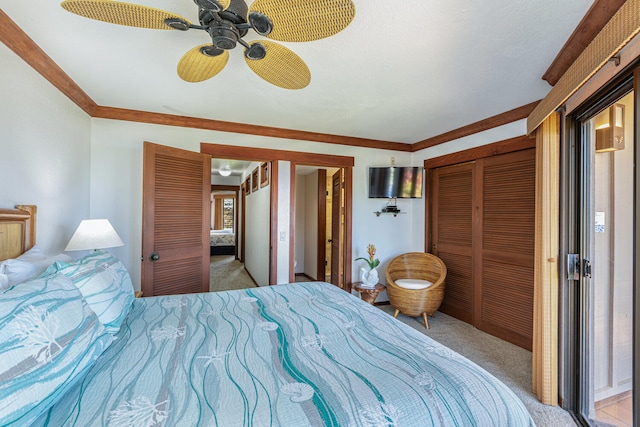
[385,252,447,329]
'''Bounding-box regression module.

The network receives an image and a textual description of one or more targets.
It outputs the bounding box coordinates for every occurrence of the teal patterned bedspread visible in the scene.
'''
[34,282,534,426]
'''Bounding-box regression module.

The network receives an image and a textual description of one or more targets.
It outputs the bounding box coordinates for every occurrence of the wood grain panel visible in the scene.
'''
[481,260,534,350]
[432,163,474,322]
[152,257,204,295]
[438,251,473,323]
[154,154,206,251]
[0,223,24,261]
[482,152,536,256]
[437,170,473,247]
[478,149,535,350]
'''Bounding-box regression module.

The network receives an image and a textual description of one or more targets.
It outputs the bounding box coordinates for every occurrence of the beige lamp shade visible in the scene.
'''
[65,219,124,251]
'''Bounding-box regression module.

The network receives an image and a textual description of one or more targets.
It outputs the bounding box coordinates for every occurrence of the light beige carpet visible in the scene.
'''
[209,255,257,292]
[377,305,577,427]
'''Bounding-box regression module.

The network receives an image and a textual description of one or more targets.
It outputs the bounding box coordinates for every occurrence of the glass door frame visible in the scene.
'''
[561,66,638,426]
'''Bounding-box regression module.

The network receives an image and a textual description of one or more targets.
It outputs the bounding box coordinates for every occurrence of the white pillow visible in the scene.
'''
[0,246,49,290]
[0,253,74,287]
[395,279,433,290]
[16,245,47,261]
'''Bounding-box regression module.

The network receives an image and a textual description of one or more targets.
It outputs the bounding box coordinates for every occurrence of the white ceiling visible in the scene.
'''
[1,0,594,144]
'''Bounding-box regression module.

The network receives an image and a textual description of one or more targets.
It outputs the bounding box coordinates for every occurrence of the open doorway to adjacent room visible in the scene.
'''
[209,159,258,292]
[293,165,344,285]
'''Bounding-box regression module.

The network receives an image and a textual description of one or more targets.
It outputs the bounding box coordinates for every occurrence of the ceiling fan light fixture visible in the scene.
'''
[164,17,190,31]
[248,12,272,36]
[200,45,224,57]
[245,42,266,60]
[193,0,222,13]
[219,164,232,176]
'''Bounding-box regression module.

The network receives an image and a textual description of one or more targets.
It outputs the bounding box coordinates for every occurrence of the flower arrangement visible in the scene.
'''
[356,243,380,270]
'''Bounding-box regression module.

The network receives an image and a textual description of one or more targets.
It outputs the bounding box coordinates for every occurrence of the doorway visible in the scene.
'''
[201,143,354,287]
[571,89,635,426]
[293,165,344,286]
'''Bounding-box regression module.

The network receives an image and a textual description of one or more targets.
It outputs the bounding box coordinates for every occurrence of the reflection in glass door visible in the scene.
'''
[580,91,634,426]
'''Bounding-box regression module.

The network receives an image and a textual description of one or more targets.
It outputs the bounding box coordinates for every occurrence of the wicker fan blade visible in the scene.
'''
[177,45,229,82]
[61,0,191,29]
[244,40,310,89]
[248,0,355,42]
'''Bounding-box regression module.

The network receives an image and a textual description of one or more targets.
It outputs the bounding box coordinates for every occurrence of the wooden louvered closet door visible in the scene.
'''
[431,149,535,350]
[431,163,474,324]
[142,142,211,296]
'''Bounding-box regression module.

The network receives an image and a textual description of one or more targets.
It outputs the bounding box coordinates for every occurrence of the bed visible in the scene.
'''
[1,206,535,426]
[210,229,235,256]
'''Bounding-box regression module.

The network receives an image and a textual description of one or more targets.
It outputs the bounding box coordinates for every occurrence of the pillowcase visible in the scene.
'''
[15,245,47,262]
[0,273,113,426]
[47,250,134,334]
[0,251,73,290]
[0,246,46,290]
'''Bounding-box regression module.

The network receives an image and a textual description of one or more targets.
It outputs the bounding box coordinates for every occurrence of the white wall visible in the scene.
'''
[303,171,319,279]
[211,174,241,186]
[0,44,92,256]
[244,162,270,286]
[276,161,291,284]
[294,174,306,274]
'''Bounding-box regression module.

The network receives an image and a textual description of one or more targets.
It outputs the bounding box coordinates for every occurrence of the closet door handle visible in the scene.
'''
[150,253,160,262]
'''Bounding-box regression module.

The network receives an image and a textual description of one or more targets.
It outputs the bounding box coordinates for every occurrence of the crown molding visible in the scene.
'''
[411,101,540,152]
[542,0,625,86]
[2,9,536,154]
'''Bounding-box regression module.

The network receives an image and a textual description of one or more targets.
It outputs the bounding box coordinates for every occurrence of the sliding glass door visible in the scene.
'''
[572,85,636,426]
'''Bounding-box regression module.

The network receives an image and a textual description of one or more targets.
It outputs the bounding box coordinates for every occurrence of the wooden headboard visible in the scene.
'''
[0,205,37,262]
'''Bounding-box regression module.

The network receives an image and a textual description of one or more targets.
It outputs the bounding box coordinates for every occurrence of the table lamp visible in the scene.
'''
[65,219,124,251]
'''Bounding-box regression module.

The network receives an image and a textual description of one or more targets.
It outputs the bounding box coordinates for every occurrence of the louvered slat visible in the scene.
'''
[155,154,204,251]
[479,150,535,350]
[433,165,474,321]
[153,258,203,295]
[438,170,473,246]
[483,159,536,255]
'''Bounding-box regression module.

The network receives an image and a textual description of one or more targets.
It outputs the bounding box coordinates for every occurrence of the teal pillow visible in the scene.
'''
[0,273,113,426]
[47,250,134,334]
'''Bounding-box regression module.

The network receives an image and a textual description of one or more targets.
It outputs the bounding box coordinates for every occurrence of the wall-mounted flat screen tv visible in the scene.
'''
[368,167,423,198]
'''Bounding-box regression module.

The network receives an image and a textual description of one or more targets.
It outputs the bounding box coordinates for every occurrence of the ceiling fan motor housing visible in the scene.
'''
[200,0,249,50]
[208,21,241,49]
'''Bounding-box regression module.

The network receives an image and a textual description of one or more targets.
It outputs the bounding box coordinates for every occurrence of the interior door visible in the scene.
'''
[330,169,343,287]
[431,162,474,324]
[142,142,211,296]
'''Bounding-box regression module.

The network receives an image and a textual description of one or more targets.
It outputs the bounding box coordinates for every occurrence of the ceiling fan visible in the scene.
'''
[60,0,356,89]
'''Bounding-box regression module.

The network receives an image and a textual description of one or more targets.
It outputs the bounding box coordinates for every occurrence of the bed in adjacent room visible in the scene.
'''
[1,205,535,426]
[210,228,235,256]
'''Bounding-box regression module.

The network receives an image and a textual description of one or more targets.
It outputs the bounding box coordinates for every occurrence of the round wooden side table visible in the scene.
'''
[352,282,385,305]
